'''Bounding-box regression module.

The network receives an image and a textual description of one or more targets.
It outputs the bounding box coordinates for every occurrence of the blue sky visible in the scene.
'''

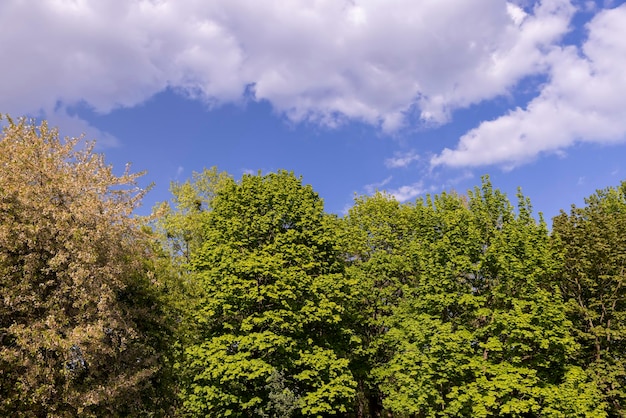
[2,0,626,220]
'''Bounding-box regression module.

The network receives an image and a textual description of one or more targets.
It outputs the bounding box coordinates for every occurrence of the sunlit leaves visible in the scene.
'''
[0,115,173,416]
[363,178,601,417]
[179,170,356,416]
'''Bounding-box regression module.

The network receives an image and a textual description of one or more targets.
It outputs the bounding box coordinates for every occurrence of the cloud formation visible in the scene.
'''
[388,182,426,202]
[364,176,393,194]
[1,0,572,132]
[432,3,626,168]
[385,150,420,168]
[3,0,624,169]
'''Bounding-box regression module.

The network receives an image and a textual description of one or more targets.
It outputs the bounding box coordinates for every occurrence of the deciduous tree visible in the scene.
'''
[341,192,419,417]
[374,179,604,417]
[553,181,626,416]
[0,116,174,417]
[179,171,356,416]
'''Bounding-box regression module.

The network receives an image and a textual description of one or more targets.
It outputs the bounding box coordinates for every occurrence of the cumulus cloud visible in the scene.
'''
[0,0,576,140]
[432,4,626,168]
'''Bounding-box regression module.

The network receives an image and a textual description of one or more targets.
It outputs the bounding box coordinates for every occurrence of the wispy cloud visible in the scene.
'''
[388,182,426,202]
[364,176,393,194]
[47,108,120,149]
[362,176,424,202]
[385,150,420,168]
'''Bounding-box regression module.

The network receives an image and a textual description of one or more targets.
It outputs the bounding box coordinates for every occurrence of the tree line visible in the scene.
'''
[1,116,625,417]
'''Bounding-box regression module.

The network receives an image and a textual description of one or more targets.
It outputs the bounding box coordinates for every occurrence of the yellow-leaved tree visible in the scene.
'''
[0,116,175,417]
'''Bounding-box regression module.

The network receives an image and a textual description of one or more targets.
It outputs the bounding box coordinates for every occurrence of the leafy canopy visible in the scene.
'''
[178,170,357,416]
[0,115,174,417]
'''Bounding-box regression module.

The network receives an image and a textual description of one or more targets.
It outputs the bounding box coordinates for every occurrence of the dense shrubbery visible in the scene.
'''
[2,116,625,417]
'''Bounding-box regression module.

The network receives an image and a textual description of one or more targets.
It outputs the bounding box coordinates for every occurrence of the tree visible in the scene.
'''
[0,116,175,417]
[179,170,356,416]
[553,181,626,416]
[373,179,604,417]
[152,167,232,265]
[340,192,419,417]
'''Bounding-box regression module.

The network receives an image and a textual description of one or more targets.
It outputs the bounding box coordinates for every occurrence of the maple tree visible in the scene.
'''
[175,170,357,416]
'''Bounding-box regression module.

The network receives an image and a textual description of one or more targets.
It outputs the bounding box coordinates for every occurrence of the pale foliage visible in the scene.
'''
[0,115,167,416]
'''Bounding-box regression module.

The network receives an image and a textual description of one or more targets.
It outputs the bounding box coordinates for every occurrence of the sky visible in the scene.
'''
[2,0,626,220]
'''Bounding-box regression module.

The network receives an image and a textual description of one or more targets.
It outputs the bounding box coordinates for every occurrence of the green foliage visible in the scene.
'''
[553,181,626,416]
[179,170,356,416]
[153,167,232,264]
[5,114,626,417]
[369,178,602,417]
[341,192,420,415]
[150,167,231,369]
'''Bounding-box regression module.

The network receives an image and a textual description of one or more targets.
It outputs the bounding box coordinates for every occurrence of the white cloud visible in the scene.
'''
[363,176,424,202]
[506,3,528,26]
[364,176,393,194]
[432,4,626,168]
[0,0,576,141]
[385,150,420,168]
[388,182,426,202]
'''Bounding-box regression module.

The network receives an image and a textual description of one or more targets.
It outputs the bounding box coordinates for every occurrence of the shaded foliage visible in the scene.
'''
[553,181,626,416]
